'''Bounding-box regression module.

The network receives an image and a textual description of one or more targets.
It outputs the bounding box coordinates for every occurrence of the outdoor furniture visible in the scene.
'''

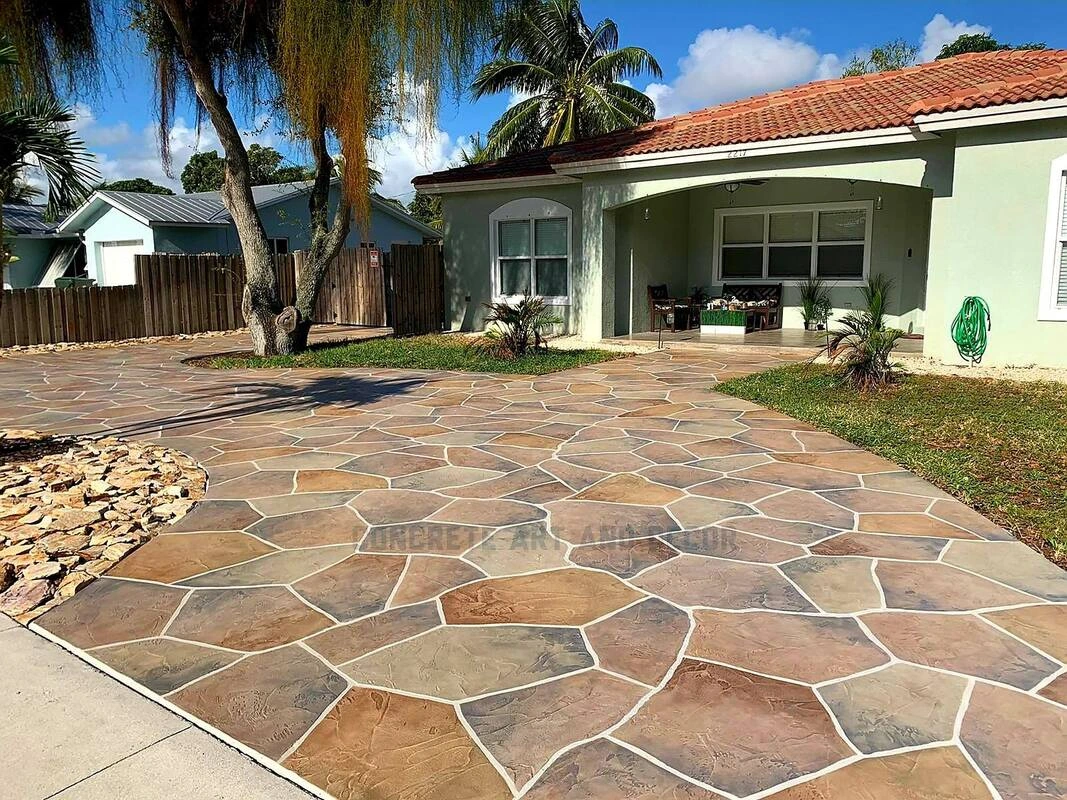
[722,283,783,332]
[648,284,697,332]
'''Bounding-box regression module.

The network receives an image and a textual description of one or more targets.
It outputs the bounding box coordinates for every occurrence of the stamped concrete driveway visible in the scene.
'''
[3,335,1066,800]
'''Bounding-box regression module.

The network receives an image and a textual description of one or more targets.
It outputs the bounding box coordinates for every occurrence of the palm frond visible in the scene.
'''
[471,58,556,98]
[0,93,99,215]
[483,96,546,160]
[473,0,660,157]
[583,46,663,84]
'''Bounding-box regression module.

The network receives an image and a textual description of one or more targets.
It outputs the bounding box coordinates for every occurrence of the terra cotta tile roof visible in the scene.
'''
[413,49,1067,186]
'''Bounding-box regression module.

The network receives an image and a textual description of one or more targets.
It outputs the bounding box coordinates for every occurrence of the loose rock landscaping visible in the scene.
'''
[0,429,206,622]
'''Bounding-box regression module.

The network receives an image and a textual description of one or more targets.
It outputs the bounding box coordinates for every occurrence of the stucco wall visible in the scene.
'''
[683,178,931,334]
[154,225,234,255]
[440,183,583,332]
[82,206,154,284]
[926,120,1067,367]
[155,191,430,256]
[613,191,691,335]
[5,238,55,288]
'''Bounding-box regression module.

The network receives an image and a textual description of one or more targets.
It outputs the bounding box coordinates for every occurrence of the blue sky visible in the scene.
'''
[69,1,1066,202]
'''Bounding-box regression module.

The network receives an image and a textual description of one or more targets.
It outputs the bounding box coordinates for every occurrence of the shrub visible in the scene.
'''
[827,273,904,389]
[798,276,833,327]
[473,295,562,357]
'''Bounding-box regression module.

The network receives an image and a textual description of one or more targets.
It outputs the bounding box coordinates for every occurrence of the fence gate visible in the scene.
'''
[299,246,386,327]
[385,243,445,337]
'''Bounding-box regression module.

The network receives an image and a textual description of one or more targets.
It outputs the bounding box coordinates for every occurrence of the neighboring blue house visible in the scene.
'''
[54,181,440,286]
[2,204,84,289]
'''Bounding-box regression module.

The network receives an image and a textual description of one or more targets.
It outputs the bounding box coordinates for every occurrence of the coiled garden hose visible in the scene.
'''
[951,296,991,365]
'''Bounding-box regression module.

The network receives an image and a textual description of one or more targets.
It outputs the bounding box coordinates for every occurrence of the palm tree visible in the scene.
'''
[472,0,662,160]
[457,132,489,166]
[0,36,98,285]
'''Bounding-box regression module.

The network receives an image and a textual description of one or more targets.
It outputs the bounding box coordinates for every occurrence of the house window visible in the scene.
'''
[490,198,571,301]
[716,201,872,283]
[269,238,289,256]
[1039,158,1067,321]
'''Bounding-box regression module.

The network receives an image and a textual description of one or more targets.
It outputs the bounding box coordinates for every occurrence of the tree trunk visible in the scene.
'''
[155,6,353,356]
[158,0,297,357]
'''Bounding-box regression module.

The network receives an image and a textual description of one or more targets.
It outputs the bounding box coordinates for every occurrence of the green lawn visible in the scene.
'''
[718,364,1067,563]
[201,334,622,375]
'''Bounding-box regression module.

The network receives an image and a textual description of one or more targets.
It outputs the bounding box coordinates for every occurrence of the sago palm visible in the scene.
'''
[472,0,662,159]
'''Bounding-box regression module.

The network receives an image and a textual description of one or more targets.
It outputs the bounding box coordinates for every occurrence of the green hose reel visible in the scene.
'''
[951,296,991,365]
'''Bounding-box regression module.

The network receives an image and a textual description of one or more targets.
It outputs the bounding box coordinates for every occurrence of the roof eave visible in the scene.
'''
[413,172,580,195]
[912,96,1067,131]
[553,127,940,176]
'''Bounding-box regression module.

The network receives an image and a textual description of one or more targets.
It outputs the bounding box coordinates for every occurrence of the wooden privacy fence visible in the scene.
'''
[0,285,145,346]
[299,248,387,329]
[135,253,297,337]
[385,243,445,337]
[1,243,444,347]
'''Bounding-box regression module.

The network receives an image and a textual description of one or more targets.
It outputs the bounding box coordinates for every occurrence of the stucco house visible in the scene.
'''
[54,181,440,287]
[414,49,1067,368]
[2,204,84,289]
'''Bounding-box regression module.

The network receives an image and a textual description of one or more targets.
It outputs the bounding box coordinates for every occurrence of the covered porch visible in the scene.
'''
[609,177,932,352]
[611,326,925,354]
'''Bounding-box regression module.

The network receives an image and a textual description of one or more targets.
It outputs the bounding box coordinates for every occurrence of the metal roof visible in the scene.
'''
[58,179,440,238]
[98,191,228,225]
[3,204,73,237]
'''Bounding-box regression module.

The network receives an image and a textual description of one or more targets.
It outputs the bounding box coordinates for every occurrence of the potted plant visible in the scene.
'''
[799,277,833,331]
[700,308,747,336]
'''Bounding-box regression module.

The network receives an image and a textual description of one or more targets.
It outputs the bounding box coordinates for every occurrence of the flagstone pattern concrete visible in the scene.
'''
[2,336,1066,799]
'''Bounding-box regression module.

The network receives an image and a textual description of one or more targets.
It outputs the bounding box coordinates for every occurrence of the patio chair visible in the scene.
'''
[648,284,696,333]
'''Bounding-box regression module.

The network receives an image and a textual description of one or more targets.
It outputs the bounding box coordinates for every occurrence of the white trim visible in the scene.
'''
[1038,153,1067,321]
[915,98,1067,132]
[415,174,580,195]
[58,192,152,232]
[712,200,873,286]
[488,197,572,305]
[553,128,938,175]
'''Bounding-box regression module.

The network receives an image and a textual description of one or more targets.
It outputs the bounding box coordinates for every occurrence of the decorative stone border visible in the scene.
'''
[0,430,207,622]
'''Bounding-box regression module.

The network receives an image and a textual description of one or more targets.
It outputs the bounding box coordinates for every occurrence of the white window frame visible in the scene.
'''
[713,200,874,286]
[1039,154,1067,321]
[268,237,290,256]
[489,197,572,304]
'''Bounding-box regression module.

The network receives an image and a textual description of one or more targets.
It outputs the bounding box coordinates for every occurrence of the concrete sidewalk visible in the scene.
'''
[0,614,312,800]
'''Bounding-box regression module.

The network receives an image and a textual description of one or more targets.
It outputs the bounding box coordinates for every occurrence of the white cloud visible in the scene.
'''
[645,25,843,118]
[61,107,281,192]
[918,13,991,62]
[506,88,536,109]
[368,124,467,200]
[71,104,133,148]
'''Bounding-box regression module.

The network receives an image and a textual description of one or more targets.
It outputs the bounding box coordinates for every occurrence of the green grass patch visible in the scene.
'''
[719,364,1067,562]
[201,334,623,375]
[700,309,746,327]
